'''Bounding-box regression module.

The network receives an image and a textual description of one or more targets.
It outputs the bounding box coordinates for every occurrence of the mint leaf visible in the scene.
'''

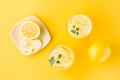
[50,61,54,66]
[49,57,55,66]
[51,56,54,60]
[73,25,75,28]
[56,60,60,64]
[76,28,79,30]
[58,54,62,59]
[76,32,79,35]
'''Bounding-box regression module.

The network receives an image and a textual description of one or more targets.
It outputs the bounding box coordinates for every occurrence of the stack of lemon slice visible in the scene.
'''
[19,21,42,55]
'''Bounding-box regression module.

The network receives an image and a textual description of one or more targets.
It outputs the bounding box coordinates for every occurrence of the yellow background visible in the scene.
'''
[0,0,120,80]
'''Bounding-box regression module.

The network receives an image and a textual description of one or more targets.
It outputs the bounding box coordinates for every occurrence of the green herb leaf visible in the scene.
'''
[50,61,54,66]
[71,30,74,32]
[71,30,75,34]
[51,56,54,60]
[56,60,60,64]
[76,27,79,30]
[73,25,75,28]
[76,32,79,35]
[49,59,51,62]
[49,57,55,66]
[73,30,76,33]
[58,54,62,59]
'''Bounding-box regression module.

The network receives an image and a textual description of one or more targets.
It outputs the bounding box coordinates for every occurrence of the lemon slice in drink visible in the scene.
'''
[49,45,74,70]
[20,21,40,39]
[68,14,92,39]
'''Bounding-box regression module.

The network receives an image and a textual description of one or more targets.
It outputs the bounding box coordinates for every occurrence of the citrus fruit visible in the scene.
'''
[20,39,42,55]
[20,39,33,55]
[20,21,40,39]
[88,42,111,63]
[68,14,92,39]
[32,39,42,50]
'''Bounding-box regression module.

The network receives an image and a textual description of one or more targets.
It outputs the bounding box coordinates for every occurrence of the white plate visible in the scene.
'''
[10,16,51,55]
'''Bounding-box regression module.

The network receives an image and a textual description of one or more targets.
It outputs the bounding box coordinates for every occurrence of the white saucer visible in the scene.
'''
[10,16,51,55]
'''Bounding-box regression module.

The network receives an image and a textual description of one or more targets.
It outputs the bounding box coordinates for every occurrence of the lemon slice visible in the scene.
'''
[49,45,74,70]
[88,42,111,63]
[20,39,33,55]
[20,39,33,51]
[21,50,33,56]
[33,39,42,50]
[68,14,92,39]
[20,21,40,39]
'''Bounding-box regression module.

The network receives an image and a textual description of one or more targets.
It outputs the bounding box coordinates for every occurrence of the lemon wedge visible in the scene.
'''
[88,42,111,63]
[68,14,92,39]
[49,45,74,70]
[20,21,40,39]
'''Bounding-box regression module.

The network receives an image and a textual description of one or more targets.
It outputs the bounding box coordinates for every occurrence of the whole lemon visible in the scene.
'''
[88,42,111,63]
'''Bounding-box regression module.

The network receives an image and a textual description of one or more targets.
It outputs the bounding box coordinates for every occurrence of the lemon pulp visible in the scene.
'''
[20,21,40,39]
